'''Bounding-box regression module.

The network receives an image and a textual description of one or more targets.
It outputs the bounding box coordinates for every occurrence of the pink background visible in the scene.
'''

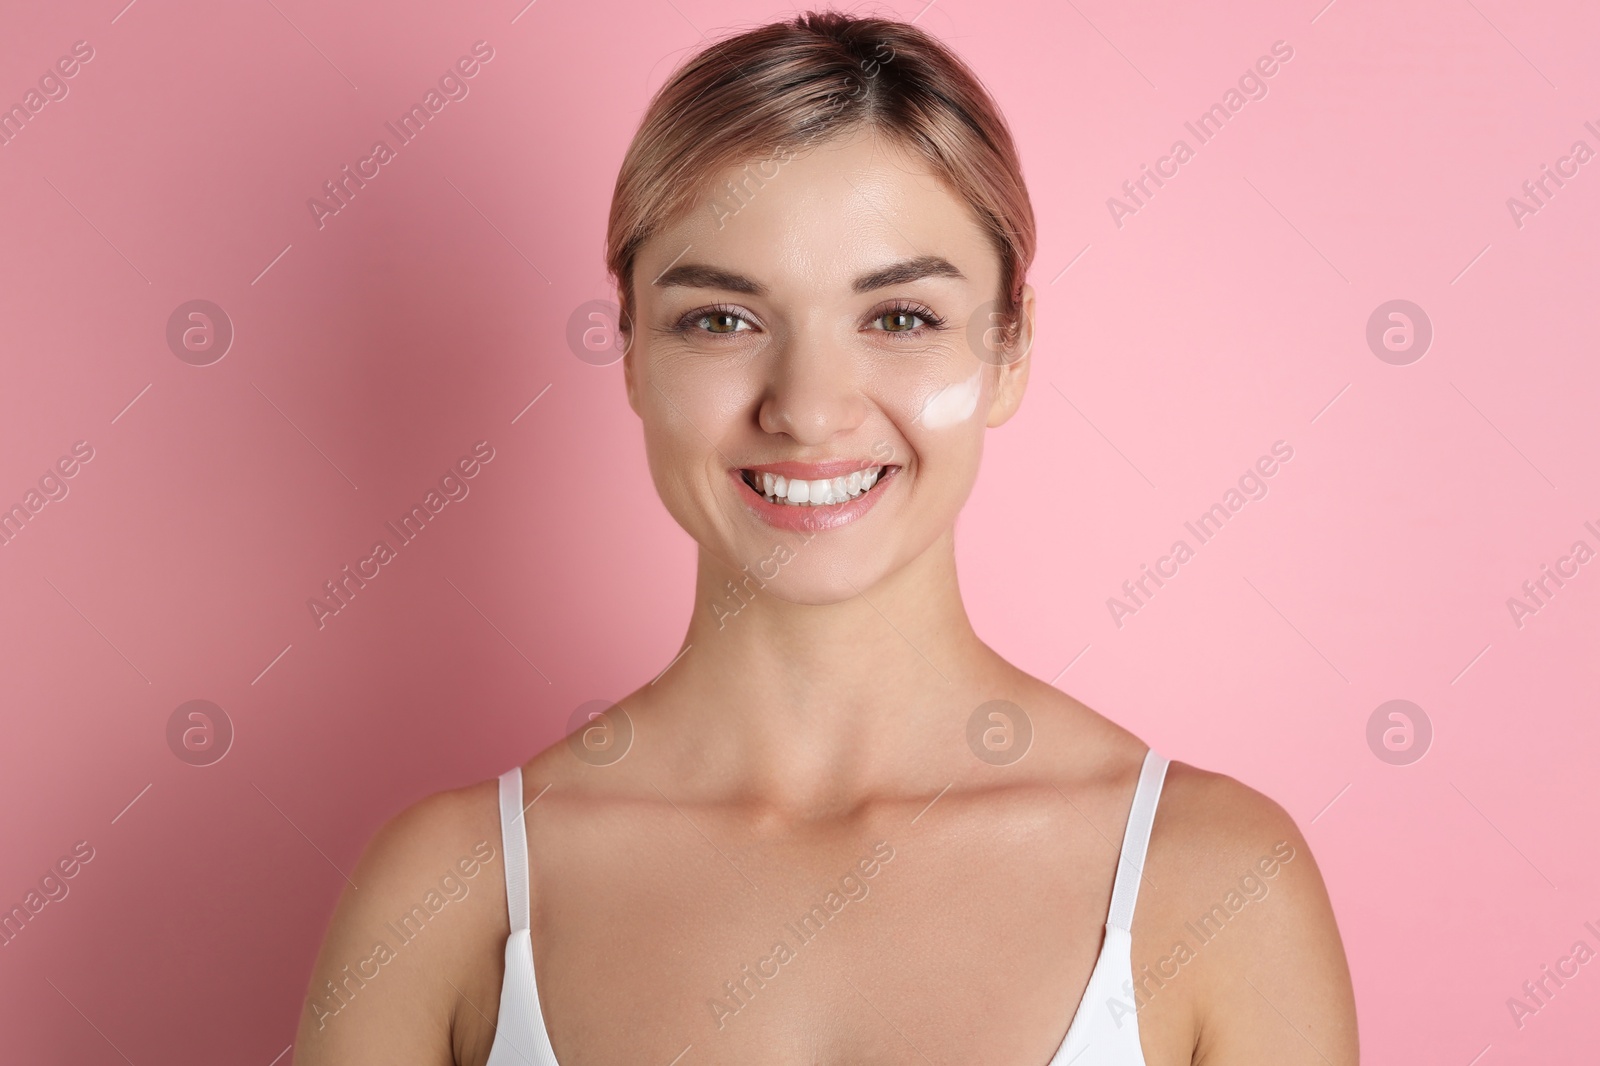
[2,0,1597,1061]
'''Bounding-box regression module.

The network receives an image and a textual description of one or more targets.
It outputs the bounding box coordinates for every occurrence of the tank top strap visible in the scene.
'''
[1105,747,1170,933]
[497,766,531,934]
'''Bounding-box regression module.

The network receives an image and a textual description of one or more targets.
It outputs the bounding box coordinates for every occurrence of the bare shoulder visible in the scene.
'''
[1004,681,1357,1060]
[294,777,510,1066]
[361,777,505,876]
[1151,760,1304,866]
[1139,762,1360,1065]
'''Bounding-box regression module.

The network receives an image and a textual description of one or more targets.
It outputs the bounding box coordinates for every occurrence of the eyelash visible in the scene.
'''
[668,301,948,338]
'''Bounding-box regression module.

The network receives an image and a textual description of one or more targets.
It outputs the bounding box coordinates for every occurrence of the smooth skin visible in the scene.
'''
[296,128,1358,1065]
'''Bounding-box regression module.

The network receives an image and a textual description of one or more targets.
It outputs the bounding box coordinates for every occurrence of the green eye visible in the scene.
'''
[702,311,744,333]
[871,303,945,333]
[675,306,752,335]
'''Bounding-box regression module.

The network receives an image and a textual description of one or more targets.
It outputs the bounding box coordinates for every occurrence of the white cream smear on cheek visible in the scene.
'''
[916,366,982,429]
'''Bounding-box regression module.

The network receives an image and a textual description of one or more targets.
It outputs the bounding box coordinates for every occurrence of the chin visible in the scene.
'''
[754,565,885,607]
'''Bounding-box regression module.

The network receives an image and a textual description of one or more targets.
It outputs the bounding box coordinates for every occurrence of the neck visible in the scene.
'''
[640,527,1005,811]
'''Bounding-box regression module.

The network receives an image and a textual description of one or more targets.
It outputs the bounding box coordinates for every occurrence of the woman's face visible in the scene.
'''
[623,127,1033,604]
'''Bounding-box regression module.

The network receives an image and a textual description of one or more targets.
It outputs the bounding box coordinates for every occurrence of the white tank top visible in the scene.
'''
[485,748,1170,1065]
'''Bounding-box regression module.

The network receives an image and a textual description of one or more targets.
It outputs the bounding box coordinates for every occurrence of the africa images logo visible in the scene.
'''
[306,41,495,230]
[307,441,495,630]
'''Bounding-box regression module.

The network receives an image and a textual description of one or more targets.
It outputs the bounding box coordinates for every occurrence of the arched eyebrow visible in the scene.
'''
[851,255,965,292]
[651,255,965,296]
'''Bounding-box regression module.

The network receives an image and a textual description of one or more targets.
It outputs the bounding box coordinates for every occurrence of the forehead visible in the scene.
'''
[640,128,997,295]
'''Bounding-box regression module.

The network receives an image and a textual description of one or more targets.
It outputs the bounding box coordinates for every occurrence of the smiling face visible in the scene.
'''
[622,127,1034,605]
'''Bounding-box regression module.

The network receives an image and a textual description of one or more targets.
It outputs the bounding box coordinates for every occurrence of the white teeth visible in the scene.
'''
[748,466,889,506]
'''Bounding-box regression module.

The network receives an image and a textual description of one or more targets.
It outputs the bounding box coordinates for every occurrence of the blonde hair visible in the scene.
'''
[605,9,1036,350]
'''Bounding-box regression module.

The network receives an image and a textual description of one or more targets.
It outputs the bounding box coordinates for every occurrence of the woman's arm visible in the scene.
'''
[293,783,504,1066]
[1177,775,1359,1064]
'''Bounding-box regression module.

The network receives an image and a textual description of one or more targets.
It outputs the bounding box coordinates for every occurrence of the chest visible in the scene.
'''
[465,800,1192,1065]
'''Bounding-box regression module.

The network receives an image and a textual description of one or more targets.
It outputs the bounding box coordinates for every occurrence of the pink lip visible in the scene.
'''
[729,465,899,532]
[741,458,888,479]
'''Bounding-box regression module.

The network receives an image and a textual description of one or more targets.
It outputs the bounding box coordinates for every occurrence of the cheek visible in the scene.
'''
[640,359,757,496]
[914,365,982,430]
[648,356,761,442]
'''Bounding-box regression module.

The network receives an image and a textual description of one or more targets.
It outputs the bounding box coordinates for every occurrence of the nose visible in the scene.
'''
[756,330,868,446]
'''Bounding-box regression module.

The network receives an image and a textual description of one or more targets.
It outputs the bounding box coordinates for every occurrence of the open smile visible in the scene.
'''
[730,461,902,531]
[738,465,897,506]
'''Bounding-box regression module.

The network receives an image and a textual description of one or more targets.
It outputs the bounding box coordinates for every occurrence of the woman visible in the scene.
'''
[297,11,1358,1064]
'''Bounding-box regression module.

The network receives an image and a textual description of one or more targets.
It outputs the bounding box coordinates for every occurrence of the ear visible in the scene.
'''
[619,288,642,418]
[985,283,1034,428]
